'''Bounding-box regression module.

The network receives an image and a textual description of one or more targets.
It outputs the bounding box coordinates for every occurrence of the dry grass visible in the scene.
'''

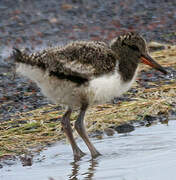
[0,45,176,158]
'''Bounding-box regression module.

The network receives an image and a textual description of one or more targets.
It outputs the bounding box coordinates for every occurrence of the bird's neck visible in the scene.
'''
[110,43,139,82]
[118,57,139,82]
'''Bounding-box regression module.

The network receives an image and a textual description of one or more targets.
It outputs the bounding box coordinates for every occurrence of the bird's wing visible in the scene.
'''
[45,41,117,80]
[14,41,117,81]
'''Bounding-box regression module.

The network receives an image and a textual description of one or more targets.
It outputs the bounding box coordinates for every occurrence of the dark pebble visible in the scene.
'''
[141,115,158,127]
[20,155,33,166]
[143,115,157,123]
[104,128,115,136]
[144,115,159,124]
[114,124,135,134]
[170,110,176,116]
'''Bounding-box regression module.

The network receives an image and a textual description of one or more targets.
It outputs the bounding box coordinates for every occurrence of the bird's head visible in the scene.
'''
[110,32,167,74]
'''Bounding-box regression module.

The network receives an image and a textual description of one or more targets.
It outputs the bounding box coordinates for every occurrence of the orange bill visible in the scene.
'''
[140,54,167,74]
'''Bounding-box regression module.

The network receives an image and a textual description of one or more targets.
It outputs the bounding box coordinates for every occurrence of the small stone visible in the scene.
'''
[143,115,157,123]
[49,18,58,24]
[20,154,33,166]
[61,3,73,10]
[115,124,135,134]
[104,128,115,136]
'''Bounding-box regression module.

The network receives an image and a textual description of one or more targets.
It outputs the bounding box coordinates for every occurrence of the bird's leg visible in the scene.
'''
[61,107,86,159]
[75,104,101,158]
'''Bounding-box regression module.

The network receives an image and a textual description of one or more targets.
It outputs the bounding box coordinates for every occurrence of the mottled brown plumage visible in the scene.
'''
[14,41,118,81]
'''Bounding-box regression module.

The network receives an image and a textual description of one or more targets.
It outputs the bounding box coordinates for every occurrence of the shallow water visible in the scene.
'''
[1,120,176,180]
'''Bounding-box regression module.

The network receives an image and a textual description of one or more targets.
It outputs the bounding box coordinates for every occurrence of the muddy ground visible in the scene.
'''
[0,0,176,161]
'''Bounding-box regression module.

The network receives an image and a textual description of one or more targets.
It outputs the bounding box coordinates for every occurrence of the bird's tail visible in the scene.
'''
[13,48,21,61]
[13,48,30,64]
[13,48,46,68]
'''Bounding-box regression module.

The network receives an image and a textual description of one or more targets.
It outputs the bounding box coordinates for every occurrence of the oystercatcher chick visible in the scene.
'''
[13,32,167,159]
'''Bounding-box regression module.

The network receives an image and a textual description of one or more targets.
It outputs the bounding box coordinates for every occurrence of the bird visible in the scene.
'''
[13,32,167,160]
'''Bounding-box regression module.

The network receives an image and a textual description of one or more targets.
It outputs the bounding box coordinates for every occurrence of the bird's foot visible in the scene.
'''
[73,148,86,161]
[91,150,102,159]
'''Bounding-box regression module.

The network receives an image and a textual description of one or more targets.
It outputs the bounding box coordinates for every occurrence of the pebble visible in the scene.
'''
[114,124,135,134]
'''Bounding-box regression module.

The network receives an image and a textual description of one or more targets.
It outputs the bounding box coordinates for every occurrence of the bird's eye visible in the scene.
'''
[128,45,139,51]
[121,41,140,52]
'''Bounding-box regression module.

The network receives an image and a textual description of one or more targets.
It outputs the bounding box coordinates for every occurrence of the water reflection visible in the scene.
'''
[69,158,98,180]
[69,160,80,180]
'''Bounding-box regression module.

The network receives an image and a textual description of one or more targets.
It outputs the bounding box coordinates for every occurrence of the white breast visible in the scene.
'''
[16,63,138,107]
[16,63,82,106]
[87,69,138,105]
